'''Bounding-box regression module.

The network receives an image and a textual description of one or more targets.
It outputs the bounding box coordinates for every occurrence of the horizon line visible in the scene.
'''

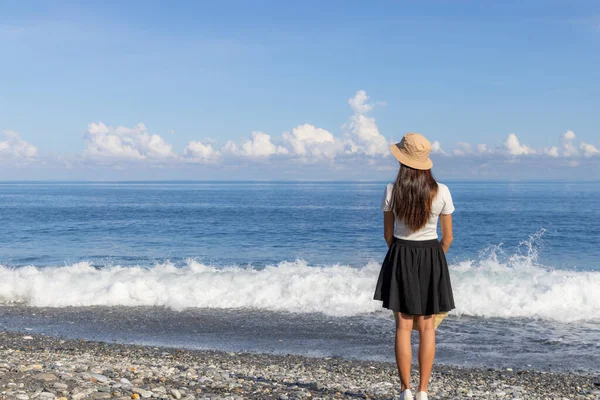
[1,179,599,184]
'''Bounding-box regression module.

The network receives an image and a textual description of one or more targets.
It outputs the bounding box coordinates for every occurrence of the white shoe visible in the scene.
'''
[415,391,428,400]
[400,389,413,400]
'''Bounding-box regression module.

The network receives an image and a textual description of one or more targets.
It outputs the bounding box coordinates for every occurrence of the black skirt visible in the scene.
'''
[373,238,455,315]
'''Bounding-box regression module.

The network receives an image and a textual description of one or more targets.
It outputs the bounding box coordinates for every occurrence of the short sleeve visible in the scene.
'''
[440,185,455,214]
[381,184,393,212]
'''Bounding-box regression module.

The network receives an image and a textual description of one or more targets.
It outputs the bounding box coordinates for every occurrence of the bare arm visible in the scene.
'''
[440,213,453,254]
[383,211,395,248]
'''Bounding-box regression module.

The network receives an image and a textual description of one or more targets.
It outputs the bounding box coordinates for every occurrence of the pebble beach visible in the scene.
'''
[0,331,598,400]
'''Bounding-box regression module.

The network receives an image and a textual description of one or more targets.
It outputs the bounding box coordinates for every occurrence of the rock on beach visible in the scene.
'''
[0,331,597,399]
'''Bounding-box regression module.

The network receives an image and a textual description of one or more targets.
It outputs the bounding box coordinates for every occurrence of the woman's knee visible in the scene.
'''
[416,315,435,333]
[395,312,414,331]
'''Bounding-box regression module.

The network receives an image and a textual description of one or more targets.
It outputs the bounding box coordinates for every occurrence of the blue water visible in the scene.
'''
[0,181,598,270]
[0,181,599,371]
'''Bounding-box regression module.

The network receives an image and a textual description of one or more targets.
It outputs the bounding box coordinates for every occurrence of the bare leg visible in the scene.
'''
[394,312,414,391]
[416,315,435,392]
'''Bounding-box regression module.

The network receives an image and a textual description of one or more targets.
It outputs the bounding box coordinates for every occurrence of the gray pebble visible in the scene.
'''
[89,393,112,399]
[88,372,110,383]
[35,373,58,382]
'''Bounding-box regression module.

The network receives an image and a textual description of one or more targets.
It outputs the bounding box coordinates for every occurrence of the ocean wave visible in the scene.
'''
[0,241,598,322]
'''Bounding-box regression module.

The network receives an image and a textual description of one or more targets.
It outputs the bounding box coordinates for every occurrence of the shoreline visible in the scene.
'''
[0,331,598,399]
[2,305,599,373]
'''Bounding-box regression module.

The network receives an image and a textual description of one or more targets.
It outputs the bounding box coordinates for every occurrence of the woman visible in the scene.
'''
[374,133,455,400]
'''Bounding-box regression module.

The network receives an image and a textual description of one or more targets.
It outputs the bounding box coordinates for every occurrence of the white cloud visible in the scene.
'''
[282,124,339,159]
[223,131,288,158]
[222,140,238,154]
[431,140,445,154]
[476,144,491,154]
[4,91,600,177]
[0,130,38,159]
[452,142,473,156]
[544,146,559,157]
[580,141,599,157]
[183,141,221,163]
[431,131,596,160]
[348,90,373,114]
[503,133,535,155]
[560,130,578,157]
[434,131,599,162]
[563,130,576,141]
[343,90,388,156]
[445,142,494,156]
[345,114,389,156]
[84,122,175,160]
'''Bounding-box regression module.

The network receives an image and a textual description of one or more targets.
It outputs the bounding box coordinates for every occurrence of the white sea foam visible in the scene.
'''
[0,246,598,322]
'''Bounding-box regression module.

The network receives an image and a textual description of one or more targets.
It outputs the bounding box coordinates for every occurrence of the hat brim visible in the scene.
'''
[390,144,433,170]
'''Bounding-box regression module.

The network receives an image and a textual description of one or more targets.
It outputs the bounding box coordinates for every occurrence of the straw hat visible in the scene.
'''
[390,133,433,170]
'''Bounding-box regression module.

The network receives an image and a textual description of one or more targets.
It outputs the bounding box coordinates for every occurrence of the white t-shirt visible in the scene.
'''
[381,182,455,241]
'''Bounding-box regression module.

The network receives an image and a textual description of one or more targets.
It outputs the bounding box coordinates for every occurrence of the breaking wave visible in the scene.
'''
[0,235,598,322]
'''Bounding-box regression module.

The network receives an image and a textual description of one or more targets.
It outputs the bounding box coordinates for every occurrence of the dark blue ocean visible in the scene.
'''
[0,181,599,372]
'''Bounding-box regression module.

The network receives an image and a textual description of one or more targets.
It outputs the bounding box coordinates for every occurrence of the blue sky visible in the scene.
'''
[0,0,599,180]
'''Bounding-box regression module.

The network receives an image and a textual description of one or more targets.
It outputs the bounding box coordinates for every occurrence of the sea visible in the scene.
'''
[0,181,598,372]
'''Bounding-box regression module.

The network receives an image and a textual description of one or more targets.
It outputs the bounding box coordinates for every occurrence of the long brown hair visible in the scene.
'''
[391,164,438,231]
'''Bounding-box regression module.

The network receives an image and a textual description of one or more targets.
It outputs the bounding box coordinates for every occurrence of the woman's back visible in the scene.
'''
[381,182,454,241]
